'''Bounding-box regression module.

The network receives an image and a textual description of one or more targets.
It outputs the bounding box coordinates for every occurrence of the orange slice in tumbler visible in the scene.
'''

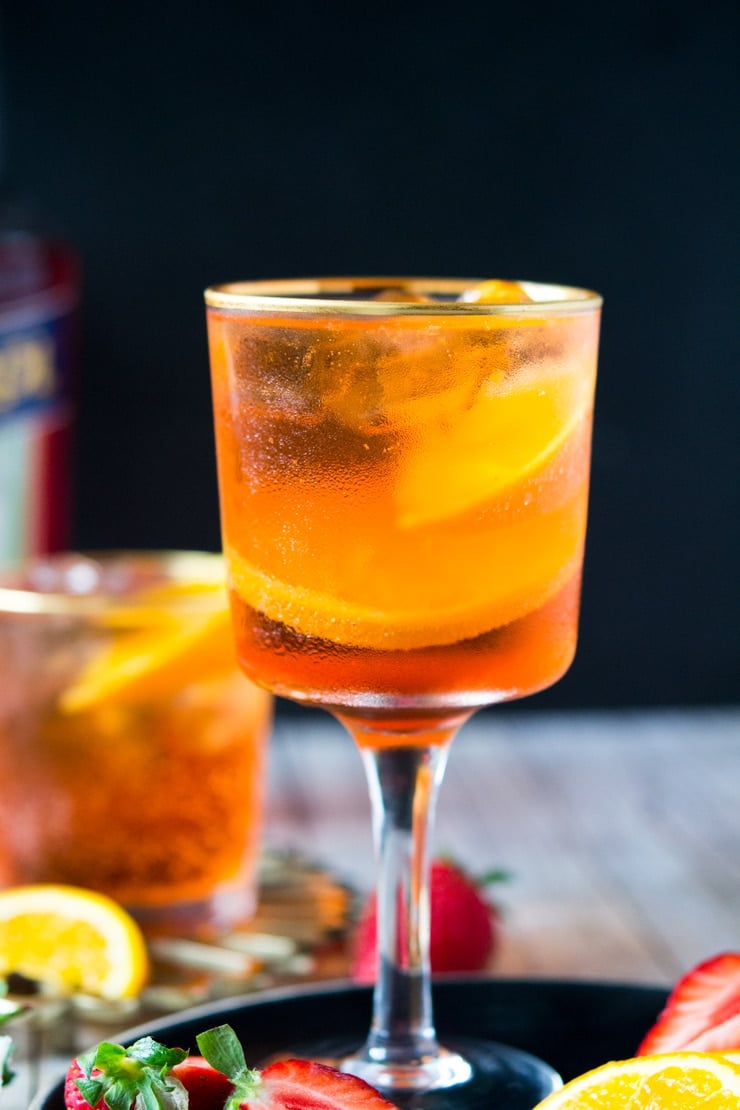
[60,584,236,713]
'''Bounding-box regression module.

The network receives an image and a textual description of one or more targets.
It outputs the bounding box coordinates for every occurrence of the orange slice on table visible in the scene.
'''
[0,884,149,999]
[533,1052,740,1109]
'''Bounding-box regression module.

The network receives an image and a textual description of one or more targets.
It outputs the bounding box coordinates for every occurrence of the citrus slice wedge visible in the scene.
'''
[396,371,590,529]
[0,884,149,999]
[226,544,576,652]
[533,1052,740,1109]
[61,594,235,714]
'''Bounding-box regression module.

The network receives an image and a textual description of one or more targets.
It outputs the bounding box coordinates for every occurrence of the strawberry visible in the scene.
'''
[64,1038,231,1109]
[350,858,504,983]
[171,1056,234,1109]
[196,1024,400,1109]
[638,952,740,1055]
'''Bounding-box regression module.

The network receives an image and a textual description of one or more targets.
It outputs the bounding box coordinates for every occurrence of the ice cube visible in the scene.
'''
[368,286,434,303]
[459,279,535,305]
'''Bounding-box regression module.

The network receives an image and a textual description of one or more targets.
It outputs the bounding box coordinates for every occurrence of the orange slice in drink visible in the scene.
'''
[0,884,149,999]
[226,538,578,653]
[533,1052,740,1108]
[60,584,236,713]
[395,367,591,529]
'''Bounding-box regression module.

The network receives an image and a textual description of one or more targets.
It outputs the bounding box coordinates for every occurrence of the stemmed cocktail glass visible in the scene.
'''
[205,278,601,1109]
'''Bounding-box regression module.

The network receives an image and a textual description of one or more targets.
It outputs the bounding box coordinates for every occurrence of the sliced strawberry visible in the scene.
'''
[196,1024,400,1109]
[253,1058,400,1109]
[638,952,740,1055]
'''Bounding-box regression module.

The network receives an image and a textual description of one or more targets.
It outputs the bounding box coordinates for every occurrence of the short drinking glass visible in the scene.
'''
[0,551,272,938]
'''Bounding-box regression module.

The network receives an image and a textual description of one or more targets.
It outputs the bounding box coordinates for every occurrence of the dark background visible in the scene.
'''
[2,0,738,710]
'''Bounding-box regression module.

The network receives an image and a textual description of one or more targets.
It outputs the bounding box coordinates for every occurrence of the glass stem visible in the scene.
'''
[338,716,473,1092]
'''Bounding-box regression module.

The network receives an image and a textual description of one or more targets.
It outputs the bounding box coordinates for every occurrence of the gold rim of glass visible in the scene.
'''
[204,277,603,315]
[0,551,225,617]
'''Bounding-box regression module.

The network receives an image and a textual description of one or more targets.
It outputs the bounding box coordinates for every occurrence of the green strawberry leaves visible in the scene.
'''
[76,1036,189,1109]
[196,1024,262,1109]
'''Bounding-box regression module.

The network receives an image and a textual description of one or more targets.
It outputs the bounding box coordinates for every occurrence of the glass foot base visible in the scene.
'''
[342,1043,474,1092]
[261,1036,561,1109]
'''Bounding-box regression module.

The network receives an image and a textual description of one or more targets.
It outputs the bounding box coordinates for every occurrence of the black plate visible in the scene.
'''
[32,977,667,1109]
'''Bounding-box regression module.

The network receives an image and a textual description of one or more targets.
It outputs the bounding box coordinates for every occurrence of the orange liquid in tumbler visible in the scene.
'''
[0,565,272,919]
[209,289,599,725]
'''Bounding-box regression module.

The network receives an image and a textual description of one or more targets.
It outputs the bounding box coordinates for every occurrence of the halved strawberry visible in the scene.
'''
[197,1024,400,1109]
[638,952,740,1055]
[242,1058,400,1109]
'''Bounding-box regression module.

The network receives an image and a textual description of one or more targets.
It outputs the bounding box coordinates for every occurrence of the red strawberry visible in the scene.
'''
[64,1039,230,1109]
[196,1024,400,1108]
[350,858,504,983]
[172,1056,235,1109]
[638,952,740,1055]
[64,1059,98,1110]
[239,1058,399,1109]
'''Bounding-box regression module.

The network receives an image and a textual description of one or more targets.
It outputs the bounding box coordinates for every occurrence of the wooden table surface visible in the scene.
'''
[265,705,740,988]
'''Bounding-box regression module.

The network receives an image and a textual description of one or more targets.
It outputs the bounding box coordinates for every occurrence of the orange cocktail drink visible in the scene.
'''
[0,552,272,935]
[208,278,600,725]
[206,277,601,1099]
